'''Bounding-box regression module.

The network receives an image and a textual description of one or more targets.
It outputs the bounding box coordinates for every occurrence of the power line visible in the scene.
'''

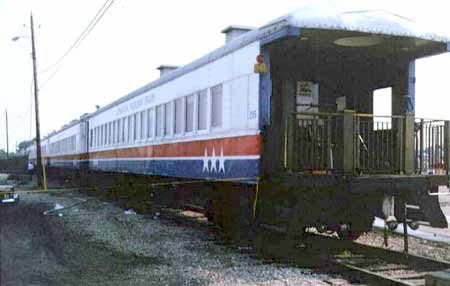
[38,0,116,77]
[39,0,117,89]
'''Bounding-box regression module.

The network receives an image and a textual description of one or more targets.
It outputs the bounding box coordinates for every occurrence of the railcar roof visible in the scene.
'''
[265,1,450,43]
[73,1,450,124]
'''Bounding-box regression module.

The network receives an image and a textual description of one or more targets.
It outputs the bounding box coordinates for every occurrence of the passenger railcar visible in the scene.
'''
[33,3,450,240]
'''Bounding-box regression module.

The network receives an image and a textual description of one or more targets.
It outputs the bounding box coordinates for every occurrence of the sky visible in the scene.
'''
[0,0,450,152]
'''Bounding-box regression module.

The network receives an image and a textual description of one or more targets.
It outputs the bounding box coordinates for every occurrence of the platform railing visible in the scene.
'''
[414,119,450,175]
[285,112,343,172]
[286,111,450,175]
[354,114,404,174]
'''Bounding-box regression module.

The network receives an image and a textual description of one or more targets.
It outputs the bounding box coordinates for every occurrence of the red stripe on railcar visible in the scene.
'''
[90,135,260,159]
[46,135,260,161]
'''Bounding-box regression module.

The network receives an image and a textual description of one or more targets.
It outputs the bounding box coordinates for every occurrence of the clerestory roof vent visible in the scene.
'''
[221,25,254,44]
[157,65,179,77]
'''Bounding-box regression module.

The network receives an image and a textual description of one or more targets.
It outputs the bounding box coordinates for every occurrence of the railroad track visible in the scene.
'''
[255,230,450,286]
[154,206,450,286]
[329,242,450,286]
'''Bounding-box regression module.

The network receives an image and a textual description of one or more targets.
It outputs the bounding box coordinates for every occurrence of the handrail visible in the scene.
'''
[292,111,405,119]
[353,113,405,119]
[293,111,449,123]
[291,111,342,117]
[286,111,450,176]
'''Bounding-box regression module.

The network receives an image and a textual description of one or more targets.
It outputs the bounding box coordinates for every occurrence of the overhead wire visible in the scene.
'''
[38,0,112,74]
[39,0,117,89]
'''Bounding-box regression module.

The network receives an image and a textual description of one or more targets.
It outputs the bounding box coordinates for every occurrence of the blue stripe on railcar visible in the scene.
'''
[89,159,260,180]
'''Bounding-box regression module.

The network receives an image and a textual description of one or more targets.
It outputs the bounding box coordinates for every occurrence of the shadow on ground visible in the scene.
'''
[0,202,167,286]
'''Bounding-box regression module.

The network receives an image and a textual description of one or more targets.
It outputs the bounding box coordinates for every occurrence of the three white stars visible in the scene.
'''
[202,147,226,173]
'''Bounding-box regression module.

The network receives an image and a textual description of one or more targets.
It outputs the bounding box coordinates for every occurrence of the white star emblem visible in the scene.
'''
[202,148,209,172]
[210,147,217,173]
[218,148,225,173]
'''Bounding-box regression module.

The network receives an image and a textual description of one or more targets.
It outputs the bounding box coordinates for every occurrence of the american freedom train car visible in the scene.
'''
[35,3,450,240]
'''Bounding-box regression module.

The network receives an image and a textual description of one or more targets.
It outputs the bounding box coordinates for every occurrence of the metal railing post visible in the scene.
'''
[342,110,355,174]
[419,119,424,174]
[403,113,415,175]
[326,115,332,170]
[444,121,450,175]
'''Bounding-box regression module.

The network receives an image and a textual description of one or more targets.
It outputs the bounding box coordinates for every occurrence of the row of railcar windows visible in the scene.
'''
[89,84,223,148]
[49,135,76,154]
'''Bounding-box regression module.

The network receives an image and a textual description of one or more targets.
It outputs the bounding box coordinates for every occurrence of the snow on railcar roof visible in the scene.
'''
[264,0,450,42]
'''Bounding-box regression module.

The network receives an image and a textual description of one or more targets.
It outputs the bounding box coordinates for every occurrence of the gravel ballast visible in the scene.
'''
[3,190,450,285]
[1,191,340,286]
[356,230,450,261]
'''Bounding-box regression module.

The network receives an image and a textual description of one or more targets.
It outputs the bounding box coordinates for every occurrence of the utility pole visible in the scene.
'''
[5,109,9,159]
[30,13,43,189]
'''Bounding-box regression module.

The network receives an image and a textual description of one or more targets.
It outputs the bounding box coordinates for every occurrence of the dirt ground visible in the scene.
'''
[0,191,337,286]
[0,198,158,286]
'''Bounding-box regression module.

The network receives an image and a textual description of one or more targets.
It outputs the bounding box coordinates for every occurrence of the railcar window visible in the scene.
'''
[140,111,146,139]
[111,122,114,144]
[103,124,107,146]
[94,127,97,147]
[121,118,126,143]
[105,124,108,145]
[100,125,104,146]
[116,119,120,143]
[99,125,102,146]
[147,108,153,139]
[115,119,120,144]
[133,113,138,141]
[164,103,171,136]
[97,127,100,147]
[127,115,133,142]
[106,123,110,145]
[186,94,194,132]
[90,129,93,147]
[111,120,117,144]
[123,118,127,143]
[198,89,207,131]
[175,98,183,135]
[117,121,121,144]
[112,121,116,144]
[109,122,113,145]
[211,84,223,128]
[156,105,163,137]
[106,123,109,145]
[103,124,106,146]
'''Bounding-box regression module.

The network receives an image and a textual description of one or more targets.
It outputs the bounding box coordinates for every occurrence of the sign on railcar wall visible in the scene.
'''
[296,81,319,112]
[115,94,156,116]
[296,81,319,122]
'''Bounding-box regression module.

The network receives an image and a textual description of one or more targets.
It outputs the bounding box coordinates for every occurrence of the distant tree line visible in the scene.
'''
[0,138,35,159]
